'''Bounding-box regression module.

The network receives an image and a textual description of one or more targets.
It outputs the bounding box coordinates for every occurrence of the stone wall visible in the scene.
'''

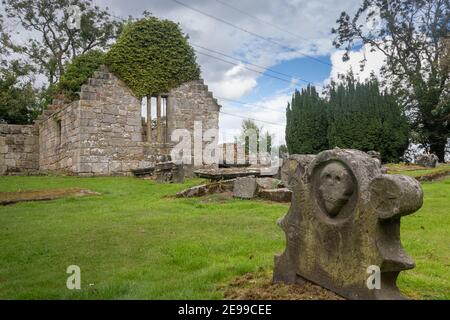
[75,67,150,175]
[167,79,220,167]
[0,66,220,176]
[37,101,81,173]
[0,124,39,175]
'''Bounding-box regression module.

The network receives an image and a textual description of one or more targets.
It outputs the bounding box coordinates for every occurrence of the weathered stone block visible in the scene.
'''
[233,176,257,199]
[256,177,284,190]
[259,188,292,202]
[79,163,92,173]
[176,179,235,197]
[416,153,438,168]
[91,162,109,173]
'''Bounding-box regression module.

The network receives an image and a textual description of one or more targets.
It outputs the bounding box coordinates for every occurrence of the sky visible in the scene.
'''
[3,0,387,145]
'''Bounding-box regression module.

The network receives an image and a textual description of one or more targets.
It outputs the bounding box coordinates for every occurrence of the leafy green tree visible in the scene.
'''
[0,60,40,124]
[239,119,261,155]
[286,85,329,154]
[1,0,122,86]
[332,0,449,161]
[237,119,274,156]
[286,75,409,162]
[260,130,273,154]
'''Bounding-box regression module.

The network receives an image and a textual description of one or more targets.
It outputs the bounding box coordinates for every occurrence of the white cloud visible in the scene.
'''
[209,64,257,99]
[219,91,291,146]
[325,44,386,85]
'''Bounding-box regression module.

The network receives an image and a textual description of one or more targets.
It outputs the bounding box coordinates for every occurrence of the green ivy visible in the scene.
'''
[57,50,106,101]
[105,17,200,97]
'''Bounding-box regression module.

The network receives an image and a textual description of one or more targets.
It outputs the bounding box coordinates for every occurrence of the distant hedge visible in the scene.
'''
[105,17,200,97]
[57,50,106,101]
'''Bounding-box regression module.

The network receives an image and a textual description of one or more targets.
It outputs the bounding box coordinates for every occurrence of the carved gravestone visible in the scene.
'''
[273,149,423,299]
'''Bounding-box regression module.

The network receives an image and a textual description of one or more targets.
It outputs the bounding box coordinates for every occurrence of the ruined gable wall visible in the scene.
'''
[0,124,39,175]
[166,79,220,167]
[76,67,145,176]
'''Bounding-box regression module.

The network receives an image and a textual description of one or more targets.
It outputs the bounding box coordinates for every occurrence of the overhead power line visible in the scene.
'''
[216,96,287,114]
[171,0,334,69]
[108,11,326,89]
[195,50,298,85]
[192,43,322,88]
[219,111,285,127]
[213,0,313,43]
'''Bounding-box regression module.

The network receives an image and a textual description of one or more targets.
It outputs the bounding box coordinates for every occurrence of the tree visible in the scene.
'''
[332,0,449,161]
[0,60,40,124]
[286,85,329,154]
[238,119,273,157]
[327,74,410,163]
[278,144,288,154]
[1,0,123,86]
[239,119,261,156]
[285,75,409,162]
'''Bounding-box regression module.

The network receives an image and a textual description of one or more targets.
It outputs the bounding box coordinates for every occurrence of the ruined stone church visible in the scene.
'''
[0,66,220,176]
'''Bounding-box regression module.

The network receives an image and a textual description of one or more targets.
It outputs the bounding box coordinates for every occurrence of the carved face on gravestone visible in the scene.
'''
[318,162,355,217]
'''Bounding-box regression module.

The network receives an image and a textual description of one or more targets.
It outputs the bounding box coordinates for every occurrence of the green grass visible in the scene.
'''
[386,163,450,178]
[0,175,448,299]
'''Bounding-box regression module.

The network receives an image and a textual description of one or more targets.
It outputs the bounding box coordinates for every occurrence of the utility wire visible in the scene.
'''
[106,11,291,125]
[192,43,322,88]
[216,96,287,114]
[213,0,314,44]
[108,11,325,89]
[171,0,334,69]
[220,111,285,127]
[195,50,295,85]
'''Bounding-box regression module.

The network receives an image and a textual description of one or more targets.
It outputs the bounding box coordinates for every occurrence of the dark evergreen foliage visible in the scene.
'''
[286,85,329,154]
[286,76,410,163]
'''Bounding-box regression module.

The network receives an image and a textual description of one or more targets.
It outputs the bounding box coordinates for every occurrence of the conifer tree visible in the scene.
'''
[286,85,329,154]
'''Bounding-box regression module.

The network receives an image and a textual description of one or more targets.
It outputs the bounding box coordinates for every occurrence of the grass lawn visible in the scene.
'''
[386,163,450,178]
[0,175,448,299]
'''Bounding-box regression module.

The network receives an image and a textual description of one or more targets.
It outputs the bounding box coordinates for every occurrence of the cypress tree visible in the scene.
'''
[286,85,329,154]
[285,74,410,163]
[327,74,409,163]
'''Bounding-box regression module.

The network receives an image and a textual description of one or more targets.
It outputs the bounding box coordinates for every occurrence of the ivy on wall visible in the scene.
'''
[57,50,106,101]
[105,17,200,97]
[56,17,200,101]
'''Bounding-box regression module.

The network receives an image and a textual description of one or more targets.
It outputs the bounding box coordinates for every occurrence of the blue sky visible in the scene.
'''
[242,55,332,103]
